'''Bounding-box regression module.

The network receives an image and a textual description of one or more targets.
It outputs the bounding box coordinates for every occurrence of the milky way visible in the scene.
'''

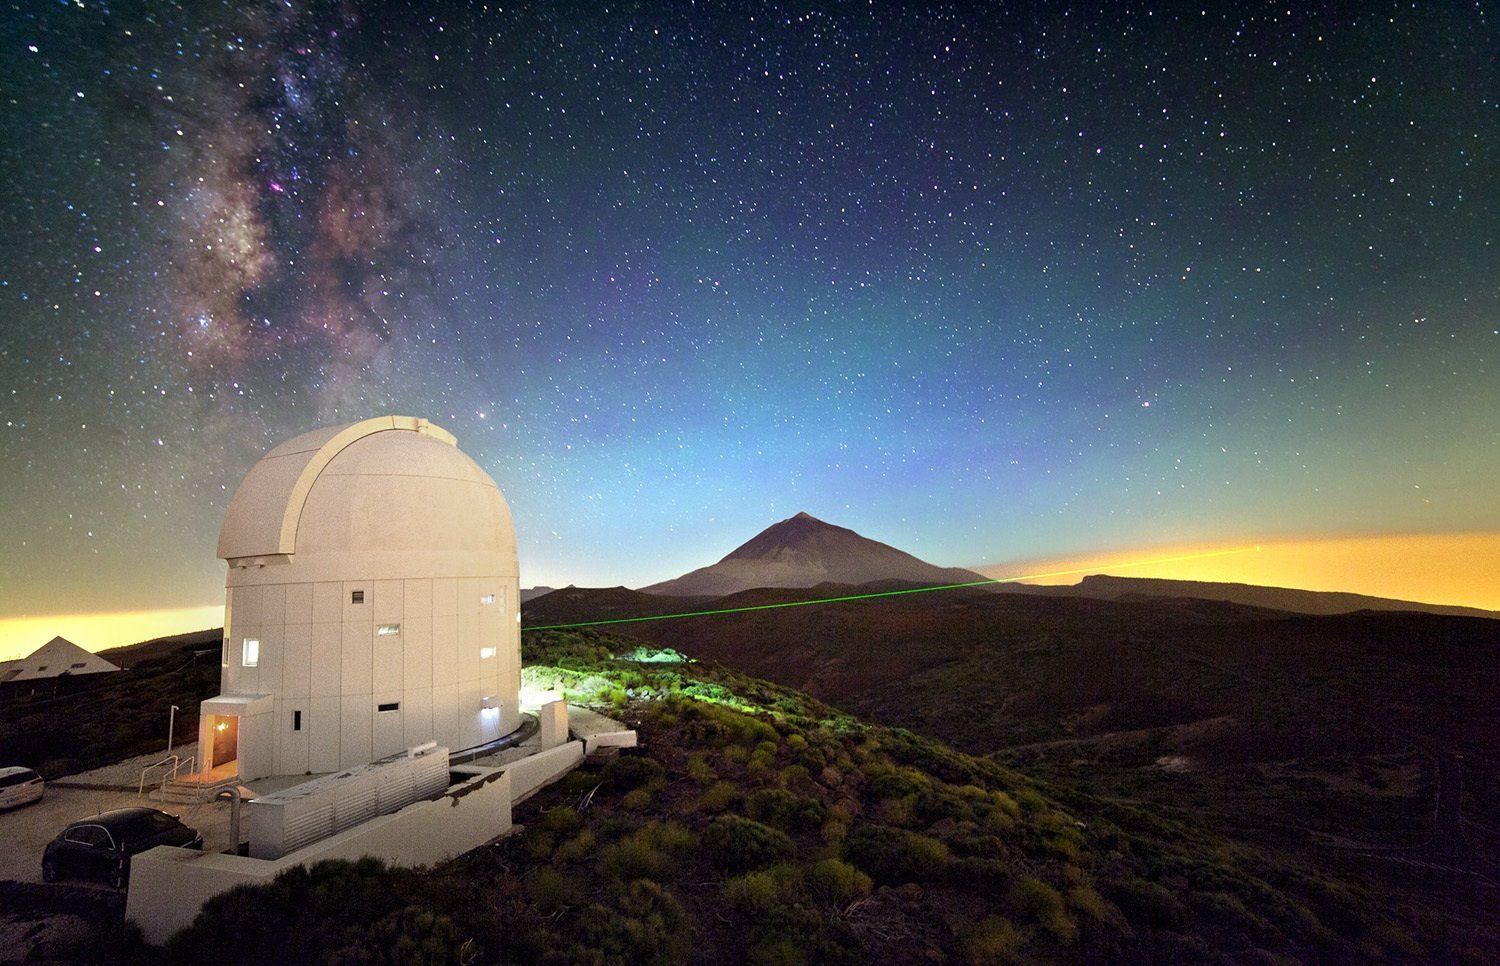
[0,1,1495,624]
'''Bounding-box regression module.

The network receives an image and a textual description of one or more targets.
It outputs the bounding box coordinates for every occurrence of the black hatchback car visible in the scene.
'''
[42,807,203,889]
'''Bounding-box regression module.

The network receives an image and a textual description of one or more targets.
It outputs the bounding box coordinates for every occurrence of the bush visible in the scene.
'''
[1066,884,1112,923]
[565,880,694,964]
[1010,877,1076,943]
[960,914,1022,964]
[598,823,695,882]
[703,815,796,872]
[726,863,803,914]
[167,858,410,962]
[685,753,716,784]
[804,858,872,906]
[555,829,596,864]
[605,754,665,790]
[529,867,580,914]
[842,826,950,883]
[542,805,581,834]
[697,780,741,812]
[747,788,827,832]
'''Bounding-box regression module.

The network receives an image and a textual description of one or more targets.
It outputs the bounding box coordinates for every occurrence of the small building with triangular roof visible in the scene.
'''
[0,636,120,683]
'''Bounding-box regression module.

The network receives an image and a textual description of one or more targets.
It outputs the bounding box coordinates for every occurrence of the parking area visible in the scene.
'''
[0,785,235,887]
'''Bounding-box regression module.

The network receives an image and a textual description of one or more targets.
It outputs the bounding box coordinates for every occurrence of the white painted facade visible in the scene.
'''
[200,416,521,781]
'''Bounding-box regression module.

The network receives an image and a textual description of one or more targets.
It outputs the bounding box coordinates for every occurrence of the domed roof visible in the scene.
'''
[218,416,516,580]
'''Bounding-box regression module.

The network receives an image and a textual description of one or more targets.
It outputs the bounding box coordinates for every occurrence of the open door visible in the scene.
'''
[207,714,240,777]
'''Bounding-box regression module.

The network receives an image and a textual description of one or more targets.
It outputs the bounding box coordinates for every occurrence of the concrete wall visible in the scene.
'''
[127,739,589,946]
[503,741,584,802]
[126,767,514,946]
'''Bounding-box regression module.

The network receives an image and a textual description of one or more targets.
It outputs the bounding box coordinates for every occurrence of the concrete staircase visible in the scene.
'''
[153,774,240,804]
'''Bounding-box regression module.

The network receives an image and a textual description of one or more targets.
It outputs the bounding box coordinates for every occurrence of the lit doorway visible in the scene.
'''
[206,714,240,779]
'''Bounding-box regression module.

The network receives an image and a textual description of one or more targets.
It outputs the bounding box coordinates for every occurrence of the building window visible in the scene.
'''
[35,665,47,672]
[242,638,260,667]
[480,646,497,659]
[480,593,495,605]
[376,623,400,637]
[351,590,365,604]
[377,702,400,713]
[292,710,302,732]
[70,662,87,668]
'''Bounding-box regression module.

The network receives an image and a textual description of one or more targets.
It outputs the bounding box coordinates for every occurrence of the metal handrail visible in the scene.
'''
[137,754,197,795]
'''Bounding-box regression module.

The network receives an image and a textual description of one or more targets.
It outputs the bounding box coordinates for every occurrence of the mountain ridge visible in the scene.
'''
[640,511,987,597]
[1008,572,1498,619]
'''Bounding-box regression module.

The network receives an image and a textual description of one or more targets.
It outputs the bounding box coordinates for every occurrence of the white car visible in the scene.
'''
[0,767,45,810]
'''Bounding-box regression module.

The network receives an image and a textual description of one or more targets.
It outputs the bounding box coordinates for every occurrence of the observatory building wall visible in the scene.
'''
[203,416,521,780]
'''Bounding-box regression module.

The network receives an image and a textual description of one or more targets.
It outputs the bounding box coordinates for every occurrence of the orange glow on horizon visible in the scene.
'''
[3,531,1496,662]
[0,604,221,663]
[978,532,1500,612]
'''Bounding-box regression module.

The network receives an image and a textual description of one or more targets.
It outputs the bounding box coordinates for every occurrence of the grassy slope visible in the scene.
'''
[527,587,1500,881]
[161,629,1482,964]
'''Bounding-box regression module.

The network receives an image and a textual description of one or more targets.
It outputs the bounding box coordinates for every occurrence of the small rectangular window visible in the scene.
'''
[351,590,365,604]
[376,623,400,637]
[70,662,87,668]
[292,710,302,732]
[35,665,47,672]
[480,593,495,605]
[479,647,497,659]
[377,702,400,713]
[242,638,260,667]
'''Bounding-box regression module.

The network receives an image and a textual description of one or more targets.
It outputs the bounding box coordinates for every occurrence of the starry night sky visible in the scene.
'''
[0,1,1496,629]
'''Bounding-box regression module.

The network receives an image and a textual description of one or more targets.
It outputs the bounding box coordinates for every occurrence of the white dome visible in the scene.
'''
[219,415,516,585]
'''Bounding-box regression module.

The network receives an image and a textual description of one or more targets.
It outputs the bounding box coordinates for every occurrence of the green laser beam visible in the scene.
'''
[520,546,1260,631]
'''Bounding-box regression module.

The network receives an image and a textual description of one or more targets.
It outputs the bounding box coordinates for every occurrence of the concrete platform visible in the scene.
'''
[567,706,637,756]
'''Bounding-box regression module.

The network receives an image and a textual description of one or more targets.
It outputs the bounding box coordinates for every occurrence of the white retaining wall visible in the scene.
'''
[127,738,587,946]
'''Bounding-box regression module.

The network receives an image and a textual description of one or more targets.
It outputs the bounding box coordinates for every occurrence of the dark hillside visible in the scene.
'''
[160,629,1497,962]
[0,637,219,776]
[522,588,1500,955]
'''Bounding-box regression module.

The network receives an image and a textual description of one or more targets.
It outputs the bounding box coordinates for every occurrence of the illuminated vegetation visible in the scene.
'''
[159,628,1462,963]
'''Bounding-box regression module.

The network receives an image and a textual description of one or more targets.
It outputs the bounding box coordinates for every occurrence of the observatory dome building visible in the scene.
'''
[198,416,521,782]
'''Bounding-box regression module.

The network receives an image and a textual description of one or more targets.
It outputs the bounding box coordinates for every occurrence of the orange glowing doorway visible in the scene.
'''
[207,714,239,776]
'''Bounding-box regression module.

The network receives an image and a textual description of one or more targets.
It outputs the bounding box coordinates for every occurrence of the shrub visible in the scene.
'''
[804,858,872,906]
[344,905,469,964]
[747,788,827,832]
[167,858,408,962]
[697,780,741,812]
[1066,884,1112,923]
[842,826,950,883]
[528,867,580,914]
[605,754,665,790]
[1010,877,1076,943]
[685,753,716,784]
[703,815,796,872]
[1012,787,1047,813]
[555,829,596,864]
[542,805,581,834]
[523,828,555,860]
[726,863,803,914]
[960,914,1022,965]
[622,787,655,810]
[598,823,693,883]
[991,791,1021,819]
[600,835,675,882]
[566,880,694,964]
